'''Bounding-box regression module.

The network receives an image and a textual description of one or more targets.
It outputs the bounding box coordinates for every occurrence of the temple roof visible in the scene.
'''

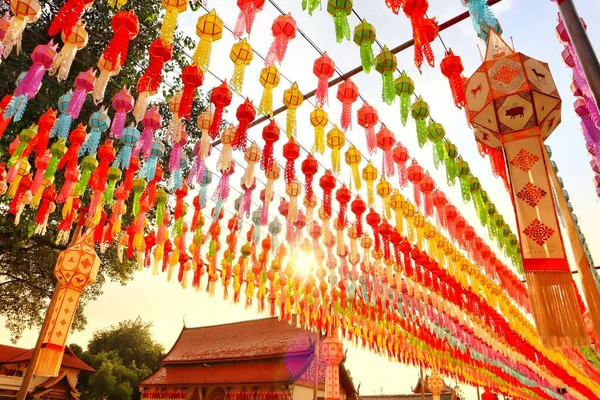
[411,375,454,394]
[0,345,94,372]
[141,318,356,394]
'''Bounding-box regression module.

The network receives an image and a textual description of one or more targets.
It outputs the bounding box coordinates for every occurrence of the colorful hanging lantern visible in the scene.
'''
[193,9,223,71]
[208,80,233,140]
[376,123,396,179]
[310,106,328,155]
[109,87,134,139]
[376,176,393,219]
[92,55,120,105]
[192,110,213,182]
[337,78,359,131]
[302,0,321,15]
[258,66,280,117]
[53,69,96,140]
[327,0,352,43]
[217,126,235,172]
[24,109,56,159]
[301,153,319,204]
[463,30,587,346]
[375,46,397,105]
[102,10,139,69]
[286,180,302,225]
[230,39,253,94]
[242,143,261,189]
[401,0,435,71]
[57,124,86,172]
[395,71,414,126]
[134,105,162,161]
[80,107,110,157]
[2,0,41,58]
[47,0,93,38]
[283,82,303,138]
[444,140,458,186]
[283,136,300,185]
[357,102,378,154]
[327,124,345,175]
[362,161,378,206]
[313,52,336,106]
[411,96,429,148]
[261,119,280,172]
[143,140,163,181]
[4,41,57,122]
[160,0,187,44]
[419,173,435,216]
[393,143,409,188]
[233,0,264,38]
[406,161,424,208]
[344,144,361,190]
[232,98,256,152]
[427,121,445,168]
[179,64,204,120]
[49,91,71,140]
[353,19,376,73]
[0,14,10,58]
[265,14,296,66]
[262,164,280,225]
[461,0,502,40]
[113,125,140,171]
[134,39,173,122]
[50,20,88,81]
[319,169,336,218]
[440,49,466,110]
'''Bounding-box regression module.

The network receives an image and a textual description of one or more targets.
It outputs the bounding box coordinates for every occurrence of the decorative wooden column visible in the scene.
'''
[464,29,588,347]
[320,334,344,400]
[427,370,444,400]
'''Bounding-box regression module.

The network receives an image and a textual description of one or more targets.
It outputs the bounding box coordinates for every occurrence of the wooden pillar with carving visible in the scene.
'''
[320,334,344,400]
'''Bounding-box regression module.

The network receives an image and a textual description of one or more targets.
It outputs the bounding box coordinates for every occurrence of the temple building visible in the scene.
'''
[0,344,94,399]
[139,318,360,400]
[361,375,459,400]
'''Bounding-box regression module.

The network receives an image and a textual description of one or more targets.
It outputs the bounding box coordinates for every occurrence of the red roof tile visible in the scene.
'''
[7,346,94,372]
[142,356,310,386]
[0,344,28,364]
[163,318,315,364]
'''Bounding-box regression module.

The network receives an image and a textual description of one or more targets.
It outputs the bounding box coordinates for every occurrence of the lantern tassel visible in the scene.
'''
[382,71,395,105]
[258,85,274,116]
[231,64,246,95]
[50,43,78,82]
[286,107,297,139]
[159,7,178,44]
[314,125,325,155]
[332,149,341,176]
[341,101,352,131]
[193,36,213,71]
[302,0,321,15]
[79,128,101,156]
[400,92,410,126]
[316,76,329,106]
[133,91,150,124]
[2,17,27,58]
[366,126,377,155]
[266,34,289,66]
[333,11,351,43]
[360,42,375,73]
[93,67,115,105]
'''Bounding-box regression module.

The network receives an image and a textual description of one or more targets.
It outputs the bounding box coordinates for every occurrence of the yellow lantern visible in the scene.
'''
[36,230,100,376]
[194,9,223,71]
[217,125,235,172]
[160,0,187,44]
[197,109,214,159]
[230,38,253,94]
[402,201,416,243]
[326,124,345,176]
[344,144,362,190]
[8,160,30,198]
[2,0,40,58]
[310,106,328,155]
[389,190,404,235]
[50,20,88,81]
[283,82,303,138]
[376,175,392,219]
[362,161,378,206]
[258,65,280,117]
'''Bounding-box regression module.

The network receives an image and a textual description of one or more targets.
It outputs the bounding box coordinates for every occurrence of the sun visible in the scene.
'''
[291,252,315,278]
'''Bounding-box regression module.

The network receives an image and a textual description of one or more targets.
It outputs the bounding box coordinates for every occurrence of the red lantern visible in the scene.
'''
[406,161,424,208]
[376,124,396,178]
[440,49,465,109]
[48,0,93,38]
[283,136,300,185]
[431,189,447,226]
[419,173,435,216]
[232,98,256,152]
[261,119,280,172]
[319,170,336,218]
[208,80,233,139]
[336,184,351,228]
[57,123,86,171]
[301,153,319,203]
[134,39,173,122]
[233,0,265,38]
[357,101,378,154]
[366,208,382,253]
[179,65,204,120]
[265,14,296,66]
[392,143,409,188]
[401,0,434,72]
[351,196,366,237]
[337,78,359,131]
[314,52,336,106]
[103,10,139,68]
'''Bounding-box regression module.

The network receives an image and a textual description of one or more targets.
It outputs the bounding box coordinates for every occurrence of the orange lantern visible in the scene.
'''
[194,9,223,71]
[376,123,396,178]
[376,175,393,219]
[314,52,336,106]
[401,0,435,72]
[265,14,296,66]
[344,144,362,190]
[301,153,319,204]
[310,106,328,154]
[393,143,409,188]
[326,124,345,175]
[258,65,280,117]
[283,82,303,138]
[50,20,87,81]
[440,48,465,110]
[36,230,100,376]
[2,0,41,58]
[261,119,280,172]
[283,136,300,185]
[233,0,265,38]
[406,161,424,208]
[230,38,253,94]
[337,78,359,131]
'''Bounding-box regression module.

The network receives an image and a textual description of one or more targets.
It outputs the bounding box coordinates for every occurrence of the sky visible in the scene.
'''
[3,0,600,398]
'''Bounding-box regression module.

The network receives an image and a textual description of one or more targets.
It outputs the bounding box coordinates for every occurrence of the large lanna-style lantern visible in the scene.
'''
[36,229,100,376]
[427,370,444,400]
[321,334,344,400]
[464,30,588,347]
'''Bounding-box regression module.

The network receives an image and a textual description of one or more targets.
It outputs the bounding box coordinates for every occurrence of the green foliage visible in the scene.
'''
[78,318,163,400]
[70,343,84,358]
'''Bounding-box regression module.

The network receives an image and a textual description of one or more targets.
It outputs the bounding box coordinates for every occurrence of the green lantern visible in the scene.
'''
[395,71,414,126]
[156,187,169,227]
[375,46,397,105]
[327,0,353,43]
[302,0,321,15]
[132,177,147,217]
[353,19,376,73]
[411,96,429,148]
[44,140,68,181]
[455,159,470,203]
[444,140,458,186]
[103,166,122,205]
[469,176,487,225]
[76,156,98,196]
[426,121,445,168]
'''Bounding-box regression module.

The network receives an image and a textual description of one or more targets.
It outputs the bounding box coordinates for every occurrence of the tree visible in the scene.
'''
[0,0,208,342]
[78,318,163,400]
[69,343,84,358]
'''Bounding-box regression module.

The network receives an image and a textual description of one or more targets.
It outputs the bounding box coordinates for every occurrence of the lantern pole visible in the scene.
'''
[476,386,481,400]
[313,332,320,400]
[557,0,600,107]
[16,284,60,400]
[420,367,425,400]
